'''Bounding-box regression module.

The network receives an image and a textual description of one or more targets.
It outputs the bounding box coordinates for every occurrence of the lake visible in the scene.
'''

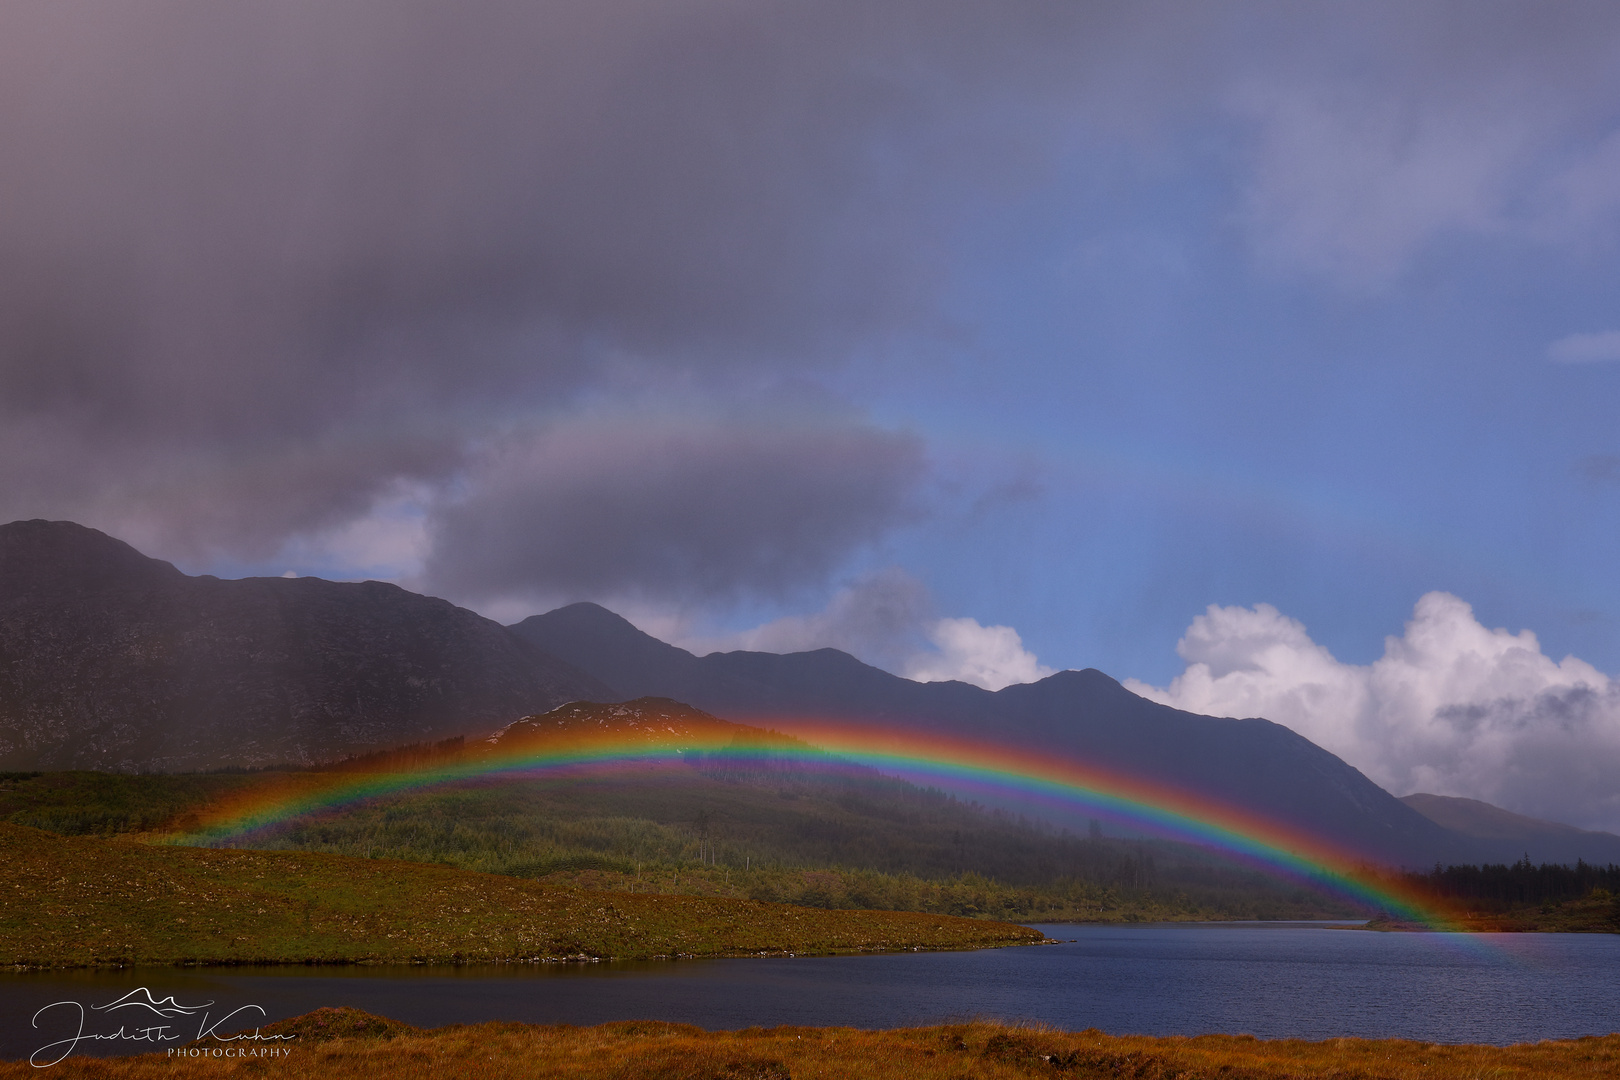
[5,922,1618,1064]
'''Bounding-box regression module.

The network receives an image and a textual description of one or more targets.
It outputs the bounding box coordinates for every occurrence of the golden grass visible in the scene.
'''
[4,1008,1617,1079]
[0,824,1040,968]
[1409,890,1619,933]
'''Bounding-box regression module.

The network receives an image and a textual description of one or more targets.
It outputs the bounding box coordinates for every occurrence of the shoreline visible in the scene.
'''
[2,937,1058,974]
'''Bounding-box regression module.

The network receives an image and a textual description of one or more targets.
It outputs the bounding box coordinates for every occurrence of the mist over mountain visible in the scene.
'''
[512,603,1476,867]
[0,520,614,770]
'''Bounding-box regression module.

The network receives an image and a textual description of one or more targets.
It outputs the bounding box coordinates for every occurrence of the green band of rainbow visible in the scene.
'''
[176,719,1464,930]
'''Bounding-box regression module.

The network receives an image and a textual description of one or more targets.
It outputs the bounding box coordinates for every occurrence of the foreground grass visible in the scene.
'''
[5,1008,1618,1078]
[0,824,1039,968]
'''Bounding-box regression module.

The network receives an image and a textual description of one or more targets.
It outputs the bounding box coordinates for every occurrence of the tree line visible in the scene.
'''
[1404,857,1620,906]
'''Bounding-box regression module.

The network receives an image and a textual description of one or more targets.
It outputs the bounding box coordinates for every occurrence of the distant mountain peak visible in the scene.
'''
[1401,793,1620,865]
[0,518,185,598]
[0,520,615,771]
[542,600,646,629]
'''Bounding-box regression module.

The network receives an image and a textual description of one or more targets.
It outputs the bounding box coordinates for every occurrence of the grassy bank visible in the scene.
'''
[0,824,1040,968]
[5,1008,1617,1078]
[1368,888,1620,933]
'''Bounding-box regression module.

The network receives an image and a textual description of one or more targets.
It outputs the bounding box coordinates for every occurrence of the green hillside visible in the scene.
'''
[0,759,1360,922]
[0,823,1039,968]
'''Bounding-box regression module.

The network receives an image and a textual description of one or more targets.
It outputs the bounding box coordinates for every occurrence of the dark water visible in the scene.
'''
[5,923,1618,1063]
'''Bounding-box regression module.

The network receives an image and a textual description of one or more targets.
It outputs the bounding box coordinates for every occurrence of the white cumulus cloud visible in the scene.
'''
[904,616,1055,692]
[1124,593,1620,832]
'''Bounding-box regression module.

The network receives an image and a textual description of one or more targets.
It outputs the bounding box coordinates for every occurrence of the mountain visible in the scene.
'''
[10,520,1606,871]
[511,603,1470,867]
[0,520,615,771]
[1401,794,1620,866]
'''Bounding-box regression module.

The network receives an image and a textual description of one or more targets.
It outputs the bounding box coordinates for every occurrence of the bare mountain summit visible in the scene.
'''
[0,520,615,771]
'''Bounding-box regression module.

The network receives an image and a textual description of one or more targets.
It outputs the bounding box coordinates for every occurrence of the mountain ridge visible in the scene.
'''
[0,519,615,770]
[511,603,1470,867]
[1401,793,1620,865]
[6,522,1608,871]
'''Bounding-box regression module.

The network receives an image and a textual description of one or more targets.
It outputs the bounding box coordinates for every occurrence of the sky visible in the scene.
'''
[3,2,1620,828]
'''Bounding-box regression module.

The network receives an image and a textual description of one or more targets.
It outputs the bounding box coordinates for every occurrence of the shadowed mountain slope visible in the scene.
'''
[1401,793,1620,866]
[512,603,1470,867]
[0,520,615,771]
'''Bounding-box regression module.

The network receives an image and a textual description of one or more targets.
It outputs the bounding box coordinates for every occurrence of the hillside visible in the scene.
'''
[0,823,1038,968]
[513,603,1470,867]
[0,520,615,771]
[1401,793,1620,866]
[1,764,1347,923]
[0,699,1372,922]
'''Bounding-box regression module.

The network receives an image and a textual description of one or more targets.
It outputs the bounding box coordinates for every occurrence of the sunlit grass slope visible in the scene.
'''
[0,824,1039,968]
[5,1008,1617,1078]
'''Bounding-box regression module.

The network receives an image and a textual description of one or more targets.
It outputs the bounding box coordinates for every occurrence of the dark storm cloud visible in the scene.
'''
[0,0,1070,569]
[0,0,1053,415]
[4,1,1620,593]
[424,411,926,603]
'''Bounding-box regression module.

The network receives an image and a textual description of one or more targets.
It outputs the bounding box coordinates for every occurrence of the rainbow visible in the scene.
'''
[176,720,1466,930]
